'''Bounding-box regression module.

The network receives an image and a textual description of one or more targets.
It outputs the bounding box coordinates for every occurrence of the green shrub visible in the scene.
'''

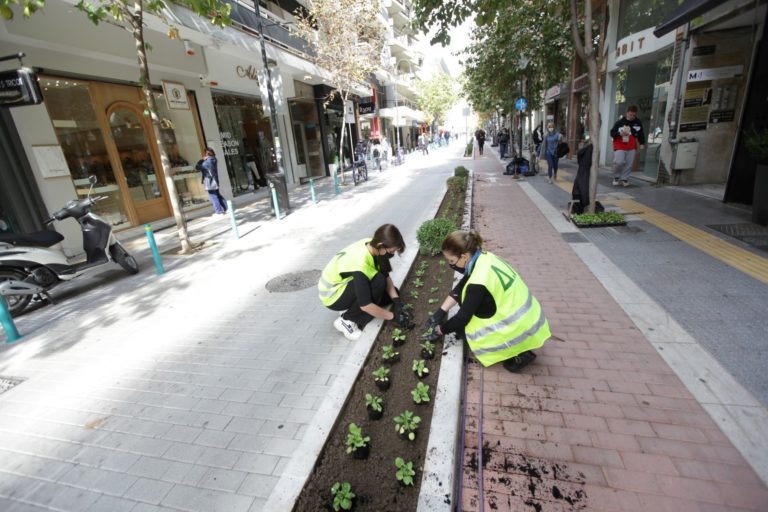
[571,211,626,225]
[447,176,466,194]
[416,217,457,255]
[464,141,473,157]
[454,166,468,177]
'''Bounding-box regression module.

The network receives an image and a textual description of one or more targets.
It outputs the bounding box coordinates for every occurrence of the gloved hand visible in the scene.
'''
[421,324,443,343]
[393,297,405,314]
[424,308,446,331]
[393,307,414,330]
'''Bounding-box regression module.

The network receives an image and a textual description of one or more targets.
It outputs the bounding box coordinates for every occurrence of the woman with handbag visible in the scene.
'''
[539,122,563,184]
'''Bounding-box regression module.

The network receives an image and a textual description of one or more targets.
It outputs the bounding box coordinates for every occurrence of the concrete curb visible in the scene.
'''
[263,174,450,511]
[417,168,473,511]
[518,181,768,486]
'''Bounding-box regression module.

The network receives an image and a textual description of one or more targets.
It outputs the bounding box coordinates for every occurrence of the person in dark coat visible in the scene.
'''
[475,128,486,155]
[196,147,228,215]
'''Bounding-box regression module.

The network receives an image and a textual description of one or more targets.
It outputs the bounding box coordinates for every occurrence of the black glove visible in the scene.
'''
[393,297,405,314]
[424,308,446,331]
[421,324,443,342]
[393,307,414,330]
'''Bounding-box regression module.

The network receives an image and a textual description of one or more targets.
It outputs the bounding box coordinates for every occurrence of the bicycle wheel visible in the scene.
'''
[353,165,360,185]
[362,162,368,182]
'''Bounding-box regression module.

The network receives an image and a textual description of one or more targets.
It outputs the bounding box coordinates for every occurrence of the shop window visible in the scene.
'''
[212,93,275,195]
[289,99,324,177]
[618,0,679,40]
[153,91,207,209]
[41,77,129,228]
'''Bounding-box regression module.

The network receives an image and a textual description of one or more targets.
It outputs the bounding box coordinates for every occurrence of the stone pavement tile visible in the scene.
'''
[238,473,280,498]
[0,498,52,512]
[162,484,254,512]
[86,494,139,512]
[196,467,248,493]
[233,453,280,475]
[22,481,103,510]
[58,464,138,496]
[122,477,174,504]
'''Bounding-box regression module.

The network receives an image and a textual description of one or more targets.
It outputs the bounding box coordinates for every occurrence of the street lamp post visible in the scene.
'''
[391,59,414,163]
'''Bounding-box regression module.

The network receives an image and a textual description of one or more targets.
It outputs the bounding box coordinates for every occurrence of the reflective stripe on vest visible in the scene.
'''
[462,252,550,367]
[318,239,378,306]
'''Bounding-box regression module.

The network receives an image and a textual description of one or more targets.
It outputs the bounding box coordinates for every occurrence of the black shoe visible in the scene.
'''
[502,351,537,373]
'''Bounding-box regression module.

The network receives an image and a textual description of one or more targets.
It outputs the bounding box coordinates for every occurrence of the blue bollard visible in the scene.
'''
[144,224,166,275]
[227,200,239,239]
[333,169,340,195]
[269,183,281,220]
[0,296,21,343]
[309,178,317,204]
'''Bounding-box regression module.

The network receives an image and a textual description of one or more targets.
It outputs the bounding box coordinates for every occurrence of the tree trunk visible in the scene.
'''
[587,56,601,213]
[131,10,193,253]
[337,90,349,185]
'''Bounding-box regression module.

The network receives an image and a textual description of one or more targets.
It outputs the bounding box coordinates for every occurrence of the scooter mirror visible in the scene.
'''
[88,175,97,185]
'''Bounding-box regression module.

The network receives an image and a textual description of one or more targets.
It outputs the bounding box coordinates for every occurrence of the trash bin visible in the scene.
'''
[266,172,290,217]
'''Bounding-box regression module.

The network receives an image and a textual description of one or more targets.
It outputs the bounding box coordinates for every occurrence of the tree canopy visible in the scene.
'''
[414,72,459,126]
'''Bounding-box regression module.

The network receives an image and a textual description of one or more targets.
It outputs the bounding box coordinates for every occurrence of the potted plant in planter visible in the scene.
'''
[411,382,430,405]
[420,340,435,360]
[571,211,627,228]
[412,359,429,379]
[345,423,370,460]
[744,127,768,225]
[395,457,416,487]
[373,366,391,391]
[365,394,384,420]
[330,482,356,511]
[393,410,421,441]
[391,328,407,347]
[382,344,400,365]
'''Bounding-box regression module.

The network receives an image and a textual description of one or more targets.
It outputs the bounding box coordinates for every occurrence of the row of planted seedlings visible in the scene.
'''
[294,167,469,512]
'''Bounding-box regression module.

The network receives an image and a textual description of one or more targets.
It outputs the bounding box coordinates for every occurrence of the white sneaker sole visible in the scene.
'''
[334,317,362,341]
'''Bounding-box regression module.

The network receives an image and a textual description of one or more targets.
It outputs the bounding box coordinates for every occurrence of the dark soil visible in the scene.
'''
[294,179,466,511]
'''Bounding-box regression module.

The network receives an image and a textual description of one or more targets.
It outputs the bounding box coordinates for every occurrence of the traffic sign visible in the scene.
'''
[515,98,527,111]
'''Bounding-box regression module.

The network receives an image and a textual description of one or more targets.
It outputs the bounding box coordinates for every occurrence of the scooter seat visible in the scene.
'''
[0,229,65,248]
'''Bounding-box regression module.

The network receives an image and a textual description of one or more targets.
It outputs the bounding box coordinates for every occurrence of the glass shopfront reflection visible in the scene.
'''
[212,92,275,195]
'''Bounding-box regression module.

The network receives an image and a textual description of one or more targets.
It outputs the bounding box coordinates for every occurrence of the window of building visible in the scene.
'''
[617,0,679,40]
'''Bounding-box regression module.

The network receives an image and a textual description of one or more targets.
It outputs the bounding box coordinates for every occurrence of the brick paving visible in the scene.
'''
[459,155,768,511]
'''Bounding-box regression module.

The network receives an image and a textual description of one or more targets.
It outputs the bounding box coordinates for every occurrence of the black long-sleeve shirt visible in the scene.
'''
[441,275,497,335]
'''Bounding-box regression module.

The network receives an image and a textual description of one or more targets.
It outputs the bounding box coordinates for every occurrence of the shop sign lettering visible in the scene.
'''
[220,131,240,156]
[0,68,43,107]
[687,65,743,82]
[614,27,675,66]
[236,65,260,82]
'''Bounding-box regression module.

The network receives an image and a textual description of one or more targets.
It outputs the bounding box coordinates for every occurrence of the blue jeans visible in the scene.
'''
[207,190,227,214]
[499,142,508,159]
[546,153,559,178]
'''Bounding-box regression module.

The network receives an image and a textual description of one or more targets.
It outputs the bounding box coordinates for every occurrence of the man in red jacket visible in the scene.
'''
[609,105,645,187]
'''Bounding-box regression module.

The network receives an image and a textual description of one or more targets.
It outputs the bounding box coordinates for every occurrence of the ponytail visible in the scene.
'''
[441,229,483,256]
[371,223,405,253]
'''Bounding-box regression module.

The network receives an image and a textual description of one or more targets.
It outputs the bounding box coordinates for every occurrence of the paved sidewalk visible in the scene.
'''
[459,154,768,511]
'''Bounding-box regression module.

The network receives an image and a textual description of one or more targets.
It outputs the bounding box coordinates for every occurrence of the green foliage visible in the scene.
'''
[430,286,439,293]
[447,176,467,194]
[372,366,390,381]
[417,217,457,256]
[395,457,416,486]
[571,211,626,226]
[412,360,430,378]
[414,268,426,277]
[411,382,430,404]
[365,393,383,412]
[393,410,421,441]
[391,328,406,343]
[454,166,469,177]
[409,290,419,299]
[464,141,474,157]
[412,277,424,288]
[382,344,399,361]
[744,127,768,162]
[0,0,43,19]
[420,340,435,356]
[414,72,459,125]
[428,298,438,304]
[331,482,356,511]
[345,422,370,454]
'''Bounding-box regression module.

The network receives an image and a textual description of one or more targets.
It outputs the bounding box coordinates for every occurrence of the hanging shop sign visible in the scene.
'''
[236,64,259,82]
[687,65,743,82]
[614,27,675,66]
[161,81,189,110]
[0,68,43,107]
[359,102,375,115]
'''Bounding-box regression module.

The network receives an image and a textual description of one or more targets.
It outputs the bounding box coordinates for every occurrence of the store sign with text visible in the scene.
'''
[0,68,43,107]
[614,26,675,66]
[162,81,189,110]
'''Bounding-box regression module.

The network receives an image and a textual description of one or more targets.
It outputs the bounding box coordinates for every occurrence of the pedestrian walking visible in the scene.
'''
[381,135,391,166]
[498,128,510,159]
[372,140,382,170]
[196,147,228,216]
[533,123,543,156]
[318,224,413,341]
[422,229,551,372]
[419,133,429,155]
[539,122,563,184]
[475,128,486,155]
[610,105,646,187]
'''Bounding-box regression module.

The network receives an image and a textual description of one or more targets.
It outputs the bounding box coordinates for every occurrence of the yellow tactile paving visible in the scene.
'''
[541,166,768,285]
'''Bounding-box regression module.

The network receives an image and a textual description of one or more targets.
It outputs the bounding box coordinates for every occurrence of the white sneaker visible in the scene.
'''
[547,178,552,184]
[621,180,630,187]
[612,179,620,186]
[334,316,362,341]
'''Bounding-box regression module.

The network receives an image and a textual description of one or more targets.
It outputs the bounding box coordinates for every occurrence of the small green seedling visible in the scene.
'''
[395,457,416,486]
[409,290,419,299]
[345,422,370,454]
[420,340,435,357]
[438,260,445,266]
[393,410,421,441]
[373,366,390,381]
[411,382,430,404]
[365,393,383,412]
[382,344,399,361]
[430,286,439,293]
[391,328,406,343]
[412,277,424,288]
[331,482,356,511]
[412,359,429,378]
[414,268,426,277]
[428,298,438,304]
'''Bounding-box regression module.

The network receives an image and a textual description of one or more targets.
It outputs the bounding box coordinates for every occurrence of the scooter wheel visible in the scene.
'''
[0,269,33,316]
[110,244,139,275]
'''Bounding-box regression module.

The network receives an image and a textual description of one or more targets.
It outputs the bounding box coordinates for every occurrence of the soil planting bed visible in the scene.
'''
[294,177,466,511]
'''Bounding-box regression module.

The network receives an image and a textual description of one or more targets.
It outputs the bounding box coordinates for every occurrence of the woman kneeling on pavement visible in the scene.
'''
[318,223,413,341]
[423,229,551,372]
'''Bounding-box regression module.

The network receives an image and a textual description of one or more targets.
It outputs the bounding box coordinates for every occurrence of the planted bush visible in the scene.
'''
[395,458,416,487]
[571,211,626,227]
[454,166,469,178]
[382,345,400,365]
[365,394,383,420]
[345,423,370,459]
[417,217,458,255]
[393,410,421,441]
[411,382,430,404]
[373,366,390,391]
[391,328,406,347]
[447,176,467,194]
[420,340,435,360]
[412,359,429,379]
[464,141,473,157]
[331,482,356,511]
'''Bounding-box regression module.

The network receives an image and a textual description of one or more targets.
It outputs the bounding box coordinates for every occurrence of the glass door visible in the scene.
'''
[107,106,169,224]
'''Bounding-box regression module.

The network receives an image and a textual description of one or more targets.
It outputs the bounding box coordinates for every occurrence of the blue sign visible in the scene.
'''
[515,98,527,111]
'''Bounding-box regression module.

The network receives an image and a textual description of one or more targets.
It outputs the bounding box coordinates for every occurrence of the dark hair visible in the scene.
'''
[371,224,405,254]
[627,105,638,113]
[442,229,483,256]
[205,147,216,156]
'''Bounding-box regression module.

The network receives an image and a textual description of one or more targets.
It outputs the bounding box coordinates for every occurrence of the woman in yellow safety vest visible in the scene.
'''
[423,229,551,372]
[318,224,413,341]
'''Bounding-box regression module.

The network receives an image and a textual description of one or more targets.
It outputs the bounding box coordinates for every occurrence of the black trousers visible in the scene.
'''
[329,273,393,328]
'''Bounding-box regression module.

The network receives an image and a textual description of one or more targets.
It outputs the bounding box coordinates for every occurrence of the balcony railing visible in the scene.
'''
[224,0,313,57]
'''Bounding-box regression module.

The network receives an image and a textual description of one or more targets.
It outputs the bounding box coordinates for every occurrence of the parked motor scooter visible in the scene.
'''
[0,176,139,316]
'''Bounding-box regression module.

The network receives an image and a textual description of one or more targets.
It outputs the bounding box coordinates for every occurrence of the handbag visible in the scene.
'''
[556,141,570,159]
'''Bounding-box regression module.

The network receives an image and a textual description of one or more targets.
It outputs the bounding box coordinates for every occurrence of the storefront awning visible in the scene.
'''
[653,0,728,38]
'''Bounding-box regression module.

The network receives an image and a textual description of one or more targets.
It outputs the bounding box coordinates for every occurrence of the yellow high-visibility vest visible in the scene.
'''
[318,239,378,306]
[462,252,550,366]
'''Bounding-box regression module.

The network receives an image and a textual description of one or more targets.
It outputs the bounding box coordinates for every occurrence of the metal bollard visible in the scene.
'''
[269,182,281,220]
[0,296,21,343]
[226,200,239,239]
[309,178,317,204]
[144,224,166,275]
[332,167,340,195]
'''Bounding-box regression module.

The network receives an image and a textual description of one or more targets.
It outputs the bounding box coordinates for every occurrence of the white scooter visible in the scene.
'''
[0,176,139,316]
